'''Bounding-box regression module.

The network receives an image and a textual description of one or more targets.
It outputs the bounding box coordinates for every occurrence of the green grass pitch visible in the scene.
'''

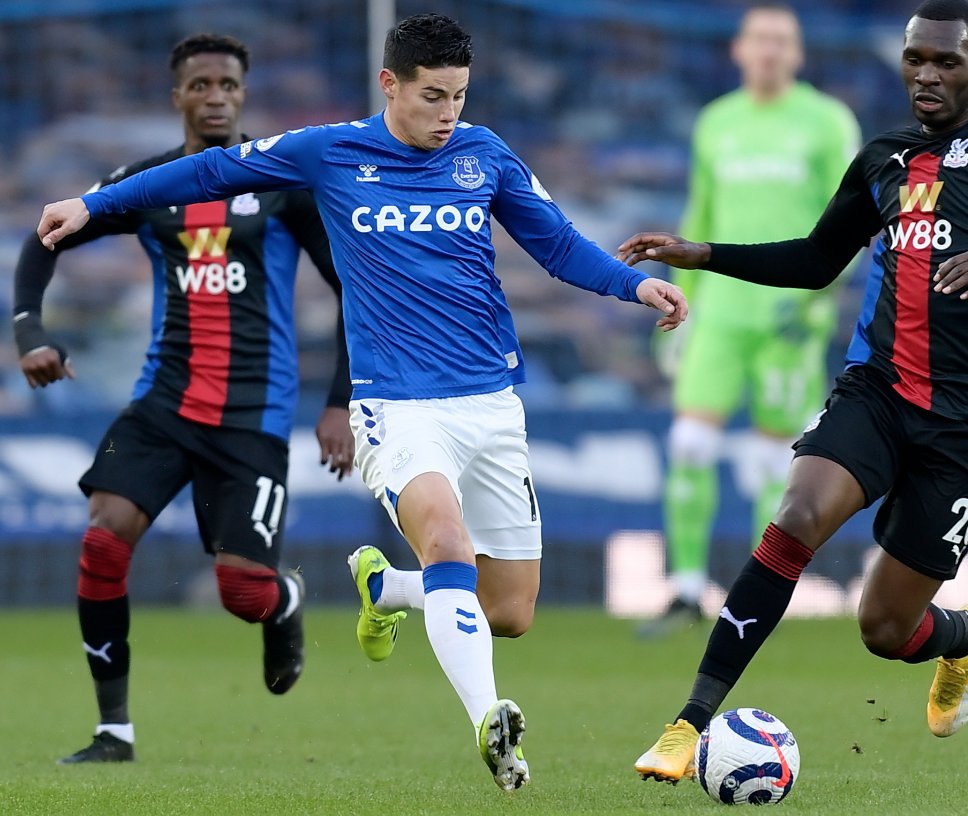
[1,607,964,815]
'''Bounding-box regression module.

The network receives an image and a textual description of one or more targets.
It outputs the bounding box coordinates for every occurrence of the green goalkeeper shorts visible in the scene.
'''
[673,317,829,436]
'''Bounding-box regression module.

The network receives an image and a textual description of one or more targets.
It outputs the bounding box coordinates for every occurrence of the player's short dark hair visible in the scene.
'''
[914,0,968,26]
[169,33,250,77]
[383,13,473,81]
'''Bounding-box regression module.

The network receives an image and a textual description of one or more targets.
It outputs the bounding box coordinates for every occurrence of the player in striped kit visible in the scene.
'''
[618,0,968,786]
[14,34,352,764]
[34,14,687,789]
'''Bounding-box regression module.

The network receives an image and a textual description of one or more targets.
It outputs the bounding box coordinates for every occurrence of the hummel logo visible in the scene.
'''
[356,164,380,183]
[891,148,911,168]
[83,641,112,664]
[953,542,967,564]
[456,607,478,634]
[719,606,757,639]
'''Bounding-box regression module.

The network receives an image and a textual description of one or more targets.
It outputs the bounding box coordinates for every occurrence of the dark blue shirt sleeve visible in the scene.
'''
[489,145,649,303]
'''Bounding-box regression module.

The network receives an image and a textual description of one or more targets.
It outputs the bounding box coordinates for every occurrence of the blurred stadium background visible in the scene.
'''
[1,0,951,613]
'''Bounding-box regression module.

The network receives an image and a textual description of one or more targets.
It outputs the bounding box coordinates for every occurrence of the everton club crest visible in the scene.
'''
[452,156,486,189]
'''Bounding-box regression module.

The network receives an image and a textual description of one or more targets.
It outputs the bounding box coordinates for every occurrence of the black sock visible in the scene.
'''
[675,556,801,730]
[894,605,968,663]
[94,676,129,725]
[678,675,732,733]
[79,596,131,723]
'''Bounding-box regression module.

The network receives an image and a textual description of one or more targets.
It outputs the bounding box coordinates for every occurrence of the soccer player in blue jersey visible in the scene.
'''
[35,14,687,789]
[15,34,353,764]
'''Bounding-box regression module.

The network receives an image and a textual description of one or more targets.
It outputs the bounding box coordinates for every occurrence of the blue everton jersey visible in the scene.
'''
[83,112,649,400]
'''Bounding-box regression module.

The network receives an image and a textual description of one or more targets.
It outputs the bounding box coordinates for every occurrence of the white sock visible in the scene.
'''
[375,567,425,612]
[423,563,496,728]
[673,571,705,605]
[95,722,135,744]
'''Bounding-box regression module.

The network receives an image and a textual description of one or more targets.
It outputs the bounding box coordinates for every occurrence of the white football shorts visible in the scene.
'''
[349,387,542,560]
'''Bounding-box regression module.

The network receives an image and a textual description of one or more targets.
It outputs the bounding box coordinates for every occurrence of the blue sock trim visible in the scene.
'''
[367,571,384,605]
[423,561,478,594]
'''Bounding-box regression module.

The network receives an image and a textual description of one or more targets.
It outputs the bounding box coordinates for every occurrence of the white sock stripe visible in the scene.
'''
[95,722,135,744]
[280,575,300,620]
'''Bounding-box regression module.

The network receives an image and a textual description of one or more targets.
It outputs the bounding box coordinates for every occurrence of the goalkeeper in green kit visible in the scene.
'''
[640,2,860,635]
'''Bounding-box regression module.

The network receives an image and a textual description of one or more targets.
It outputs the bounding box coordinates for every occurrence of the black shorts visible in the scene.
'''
[79,396,289,568]
[794,364,968,581]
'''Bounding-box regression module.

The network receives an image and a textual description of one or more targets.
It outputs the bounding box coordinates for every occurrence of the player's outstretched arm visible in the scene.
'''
[635,278,688,332]
[616,232,711,269]
[934,252,968,299]
[37,198,90,250]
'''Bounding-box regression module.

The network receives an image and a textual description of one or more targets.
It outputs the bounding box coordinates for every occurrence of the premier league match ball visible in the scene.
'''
[694,708,800,806]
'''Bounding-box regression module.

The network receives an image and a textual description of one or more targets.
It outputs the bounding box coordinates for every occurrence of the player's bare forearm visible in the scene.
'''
[316,406,355,481]
[617,232,712,269]
[635,278,688,331]
[38,198,90,250]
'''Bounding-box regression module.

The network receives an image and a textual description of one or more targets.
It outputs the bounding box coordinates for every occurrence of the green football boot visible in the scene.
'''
[347,545,407,662]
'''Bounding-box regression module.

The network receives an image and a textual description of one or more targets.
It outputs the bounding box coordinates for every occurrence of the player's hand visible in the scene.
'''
[617,231,712,269]
[38,198,90,250]
[934,252,968,299]
[316,405,354,481]
[635,277,688,332]
[20,346,75,388]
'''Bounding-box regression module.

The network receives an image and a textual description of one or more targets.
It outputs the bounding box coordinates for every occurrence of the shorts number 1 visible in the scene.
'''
[523,475,537,522]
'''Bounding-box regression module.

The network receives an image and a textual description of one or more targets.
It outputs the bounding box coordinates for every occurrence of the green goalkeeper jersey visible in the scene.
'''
[678,82,860,335]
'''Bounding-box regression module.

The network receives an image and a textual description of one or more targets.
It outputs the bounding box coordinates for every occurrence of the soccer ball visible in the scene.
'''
[694,708,800,805]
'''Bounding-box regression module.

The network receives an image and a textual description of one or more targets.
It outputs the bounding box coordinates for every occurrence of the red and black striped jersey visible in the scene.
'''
[706,121,968,420]
[29,145,349,440]
[840,123,968,419]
